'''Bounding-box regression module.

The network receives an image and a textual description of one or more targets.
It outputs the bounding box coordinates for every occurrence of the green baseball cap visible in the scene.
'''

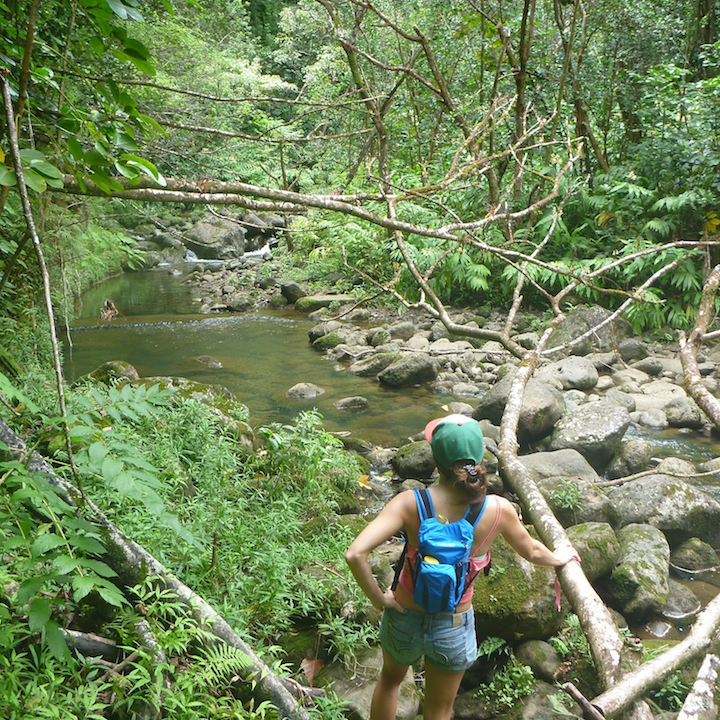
[424,414,485,470]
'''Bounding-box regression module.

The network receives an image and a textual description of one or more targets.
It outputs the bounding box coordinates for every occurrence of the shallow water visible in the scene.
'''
[64,266,450,447]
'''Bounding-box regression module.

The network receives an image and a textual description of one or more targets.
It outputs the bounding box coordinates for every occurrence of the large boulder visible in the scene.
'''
[472,374,565,444]
[519,449,602,484]
[377,353,440,387]
[392,441,435,479]
[670,537,719,572]
[601,524,669,621]
[281,281,308,304]
[472,534,567,642]
[185,217,246,259]
[536,357,599,391]
[295,294,355,313]
[664,396,707,429]
[535,477,617,527]
[565,522,619,581]
[547,306,634,356]
[549,401,631,469]
[606,438,655,480]
[607,474,720,547]
[285,382,325,399]
[349,352,401,377]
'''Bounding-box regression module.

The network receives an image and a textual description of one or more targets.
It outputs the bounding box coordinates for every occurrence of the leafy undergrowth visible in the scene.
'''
[0,369,372,719]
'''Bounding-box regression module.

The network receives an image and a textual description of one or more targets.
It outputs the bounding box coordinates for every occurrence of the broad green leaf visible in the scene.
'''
[0,165,16,186]
[19,149,45,162]
[31,161,63,180]
[123,38,150,60]
[89,36,106,54]
[18,575,49,604]
[106,0,128,19]
[85,150,111,167]
[28,597,51,631]
[89,170,124,193]
[79,559,117,578]
[69,535,106,555]
[58,117,81,134]
[114,131,138,151]
[31,534,66,557]
[112,470,135,495]
[115,161,141,180]
[53,555,79,575]
[45,620,71,662]
[120,154,165,186]
[22,167,47,192]
[72,575,96,602]
[95,581,127,607]
[102,456,123,481]
[88,441,109,466]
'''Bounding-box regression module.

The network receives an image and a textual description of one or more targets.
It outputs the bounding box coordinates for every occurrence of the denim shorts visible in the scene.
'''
[378,606,477,673]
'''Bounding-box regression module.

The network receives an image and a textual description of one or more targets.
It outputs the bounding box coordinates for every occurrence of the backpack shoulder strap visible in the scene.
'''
[413,487,435,521]
[475,495,503,554]
[465,495,489,528]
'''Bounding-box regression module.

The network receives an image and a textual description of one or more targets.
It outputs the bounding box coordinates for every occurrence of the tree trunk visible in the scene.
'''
[679,264,720,428]
[677,654,720,720]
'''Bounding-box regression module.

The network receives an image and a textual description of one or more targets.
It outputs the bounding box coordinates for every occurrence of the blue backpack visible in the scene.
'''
[410,488,488,613]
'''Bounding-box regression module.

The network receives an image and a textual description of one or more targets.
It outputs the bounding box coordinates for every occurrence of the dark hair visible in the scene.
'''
[442,462,489,504]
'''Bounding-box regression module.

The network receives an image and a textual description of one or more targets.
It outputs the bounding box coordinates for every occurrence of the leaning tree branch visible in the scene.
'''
[1,68,82,490]
[592,593,720,719]
[676,654,720,720]
[678,263,720,428]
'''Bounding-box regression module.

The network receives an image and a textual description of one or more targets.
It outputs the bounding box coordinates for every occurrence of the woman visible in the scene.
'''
[345,414,580,720]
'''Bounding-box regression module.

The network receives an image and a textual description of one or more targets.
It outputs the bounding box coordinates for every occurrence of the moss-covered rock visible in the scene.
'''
[566,522,619,581]
[80,360,140,385]
[472,534,566,642]
[391,440,435,479]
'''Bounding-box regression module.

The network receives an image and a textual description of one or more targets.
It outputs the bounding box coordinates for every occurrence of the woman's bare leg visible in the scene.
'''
[422,659,465,720]
[370,648,410,720]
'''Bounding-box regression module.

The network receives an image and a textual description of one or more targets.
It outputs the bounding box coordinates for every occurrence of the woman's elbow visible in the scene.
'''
[345,545,363,567]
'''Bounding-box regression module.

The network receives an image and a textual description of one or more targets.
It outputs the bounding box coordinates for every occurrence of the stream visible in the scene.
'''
[63,265,449,448]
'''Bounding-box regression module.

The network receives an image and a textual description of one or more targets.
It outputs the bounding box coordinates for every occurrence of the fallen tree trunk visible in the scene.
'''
[676,654,720,720]
[0,419,309,720]
[592,593,720,719]
[496,319,653,720]
[678,263,720,429]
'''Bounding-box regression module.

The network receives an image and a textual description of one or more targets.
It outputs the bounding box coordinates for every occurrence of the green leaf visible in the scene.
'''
[54,555,79,575]
[120,154,165,186]
[106,0,128,19]
[95,581,127,607]
[123,37,150,60]
[72,575,96,602]
[113,131,138,151]
[19,149,45,162]
[69,535,106,555]
[112,470,135,495]
[79,559,117,578]
[0,165,16,186]
[22,167,47,192]
[45,620,71,662]
[28,597,51,631]
[31,161,63,180]
[89,36,106,54]
[31,534,66,557]
[18,575,50,604]
[102,456,123,482]
[89,441,109,466]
